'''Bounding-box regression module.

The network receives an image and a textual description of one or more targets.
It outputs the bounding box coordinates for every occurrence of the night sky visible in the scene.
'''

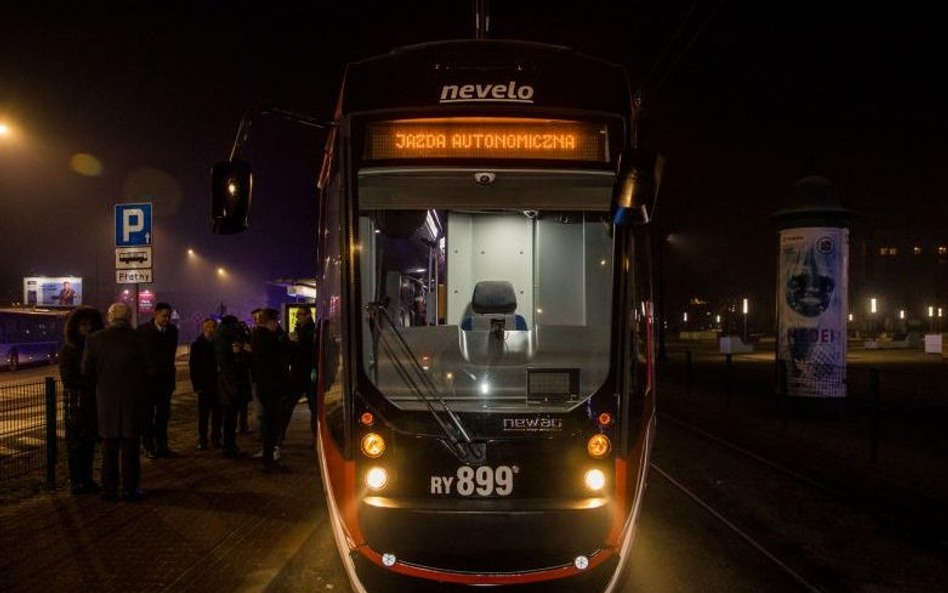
[1,1,943,329]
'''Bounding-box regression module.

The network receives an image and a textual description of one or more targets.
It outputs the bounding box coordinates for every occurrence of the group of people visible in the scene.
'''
[59,301,316,502]
[188,306,315,471]
[60,301,178,502]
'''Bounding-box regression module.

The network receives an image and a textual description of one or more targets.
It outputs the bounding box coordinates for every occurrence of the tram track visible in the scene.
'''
[648,406,948,592]
[655,409,948,549]
[650,462,826,593]
[657,412,839,496]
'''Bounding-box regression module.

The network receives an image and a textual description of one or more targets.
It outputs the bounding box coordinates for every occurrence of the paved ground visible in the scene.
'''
[2,343,947,592]
[661,339,948,536]
[0,390,332,593]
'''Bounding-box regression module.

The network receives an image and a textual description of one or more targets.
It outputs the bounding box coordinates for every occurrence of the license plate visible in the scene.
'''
[429,465,520,497]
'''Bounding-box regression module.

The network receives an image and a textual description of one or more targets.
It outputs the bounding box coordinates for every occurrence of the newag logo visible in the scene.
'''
[502,417,562,432]
[440,81,535,104]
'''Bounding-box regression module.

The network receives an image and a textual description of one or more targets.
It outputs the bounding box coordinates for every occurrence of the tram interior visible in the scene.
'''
[358,171,616,410]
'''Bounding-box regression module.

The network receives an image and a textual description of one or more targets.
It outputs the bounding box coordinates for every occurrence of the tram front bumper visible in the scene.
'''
[358,496,613,575]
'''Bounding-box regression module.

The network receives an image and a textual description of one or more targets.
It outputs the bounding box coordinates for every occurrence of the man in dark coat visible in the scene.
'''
[288,306,317,438]
[189,318,221,450]
[59,306,105,493]
[252,308,291,470]
[215,315,251,457]
[81,302,150,501]
[138,302,180,457]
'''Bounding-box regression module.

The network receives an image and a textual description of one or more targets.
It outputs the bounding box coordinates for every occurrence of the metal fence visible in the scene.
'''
[0,378,64,487]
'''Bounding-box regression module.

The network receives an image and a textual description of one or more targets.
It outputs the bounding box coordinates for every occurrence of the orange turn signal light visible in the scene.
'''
[587,434,611,458]
[598,412,612,427]
[361,433,386,458]
[360,412,375,426]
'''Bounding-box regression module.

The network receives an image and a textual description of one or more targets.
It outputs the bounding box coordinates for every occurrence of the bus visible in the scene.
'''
[0,308,69,372]
[212,39,660,593]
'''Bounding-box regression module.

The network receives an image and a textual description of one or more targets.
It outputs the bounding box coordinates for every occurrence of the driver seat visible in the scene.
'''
[461,281,529,331]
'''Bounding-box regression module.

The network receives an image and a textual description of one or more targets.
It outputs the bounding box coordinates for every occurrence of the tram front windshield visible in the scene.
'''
[358,169,615,413]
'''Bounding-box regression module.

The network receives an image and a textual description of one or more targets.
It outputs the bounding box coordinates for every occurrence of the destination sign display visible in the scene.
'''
[364,118,608,162]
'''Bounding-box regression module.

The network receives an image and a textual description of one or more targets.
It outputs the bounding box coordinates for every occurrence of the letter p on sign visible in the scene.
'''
[123,209,144,242]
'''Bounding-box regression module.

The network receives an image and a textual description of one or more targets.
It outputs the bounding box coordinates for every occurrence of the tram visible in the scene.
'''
[213,38,659,593]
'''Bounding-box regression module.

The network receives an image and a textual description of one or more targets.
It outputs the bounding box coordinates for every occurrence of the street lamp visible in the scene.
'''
[742,298,749,342]
[187,248,195,257]
[0,123,9,136]
[929,306,935,333]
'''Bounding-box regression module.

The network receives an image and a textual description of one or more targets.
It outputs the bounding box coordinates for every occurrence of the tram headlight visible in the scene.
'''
[361,432,386,458]
[584,469,606,492]
[587,434,611,458]
[365,467,388,491]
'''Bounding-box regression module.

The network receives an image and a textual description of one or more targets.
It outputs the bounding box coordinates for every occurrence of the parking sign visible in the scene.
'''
[115,203,153,246]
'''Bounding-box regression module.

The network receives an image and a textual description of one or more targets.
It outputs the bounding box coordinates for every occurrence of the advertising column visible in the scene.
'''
[773,177,853,398]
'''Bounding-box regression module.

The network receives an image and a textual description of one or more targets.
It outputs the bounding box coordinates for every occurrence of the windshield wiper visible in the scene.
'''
[366,301,485,464]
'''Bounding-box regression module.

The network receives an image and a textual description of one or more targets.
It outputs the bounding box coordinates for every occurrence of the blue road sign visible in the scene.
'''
[115,203,153,246]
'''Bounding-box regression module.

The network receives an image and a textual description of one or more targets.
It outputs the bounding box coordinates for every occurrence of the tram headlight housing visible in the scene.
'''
[365,467,388,491]
[361,432,386,458]
[584,468,606,492]
[587,434,611,458]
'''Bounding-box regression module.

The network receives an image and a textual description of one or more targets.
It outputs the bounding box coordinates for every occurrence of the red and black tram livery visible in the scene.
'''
[216,38,658,593]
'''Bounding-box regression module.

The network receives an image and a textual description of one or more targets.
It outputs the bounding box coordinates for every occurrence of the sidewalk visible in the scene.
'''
[0,379,334,593]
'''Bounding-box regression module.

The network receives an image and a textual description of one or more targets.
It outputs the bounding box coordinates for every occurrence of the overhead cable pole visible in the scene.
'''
[474,0,490,39]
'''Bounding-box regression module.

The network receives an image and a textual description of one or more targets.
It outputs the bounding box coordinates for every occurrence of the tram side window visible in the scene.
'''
[321,167,346,450]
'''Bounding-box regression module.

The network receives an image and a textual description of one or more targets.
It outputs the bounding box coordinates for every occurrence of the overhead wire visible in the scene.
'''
[637,0,734,109]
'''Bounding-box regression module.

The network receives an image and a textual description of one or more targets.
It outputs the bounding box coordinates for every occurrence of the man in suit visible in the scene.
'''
[81,302,150,501]
[139,302,180,458]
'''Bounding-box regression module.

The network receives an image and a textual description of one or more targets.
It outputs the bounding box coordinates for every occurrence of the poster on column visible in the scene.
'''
[777,227,848,397]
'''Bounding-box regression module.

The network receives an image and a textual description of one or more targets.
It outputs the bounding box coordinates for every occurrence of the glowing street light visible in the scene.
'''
[899,309,905,320]
[869,298,878,314]
[741,298,749,341]
[683,312,688,323]
[848,313,854,322]
[217,267,226,276]
[0,123,9,136]
[187,248,195,256]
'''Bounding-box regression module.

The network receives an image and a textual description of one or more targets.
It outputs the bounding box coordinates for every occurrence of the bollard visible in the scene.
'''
[685,350,693,395]
[869,368,881,462]
[724,353,733,408]
[45,377,57,490]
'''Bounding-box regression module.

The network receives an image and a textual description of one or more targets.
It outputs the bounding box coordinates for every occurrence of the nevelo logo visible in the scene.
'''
[440,81,535,104]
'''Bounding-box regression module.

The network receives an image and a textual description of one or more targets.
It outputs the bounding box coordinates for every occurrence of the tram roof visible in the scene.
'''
[339,39,633,117]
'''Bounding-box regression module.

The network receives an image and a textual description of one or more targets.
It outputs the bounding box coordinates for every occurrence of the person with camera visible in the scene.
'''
[251,309,292,471]
[214,315,251,458]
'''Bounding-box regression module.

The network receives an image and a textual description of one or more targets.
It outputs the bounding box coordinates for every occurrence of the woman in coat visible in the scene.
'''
[59,306,105,493]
